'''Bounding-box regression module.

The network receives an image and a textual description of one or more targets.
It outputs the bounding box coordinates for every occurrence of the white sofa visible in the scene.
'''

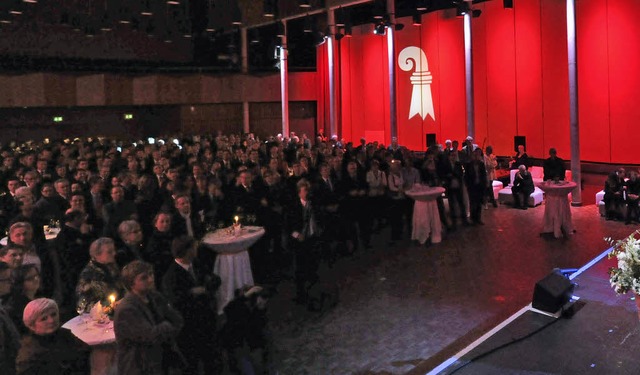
[497,168,544,207]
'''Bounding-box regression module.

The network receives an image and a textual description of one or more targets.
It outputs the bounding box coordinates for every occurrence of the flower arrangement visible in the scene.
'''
[606,230,640,294]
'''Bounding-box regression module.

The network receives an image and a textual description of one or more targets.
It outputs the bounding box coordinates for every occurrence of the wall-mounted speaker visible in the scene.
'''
[426,133,437,148]
[514,135,526,153]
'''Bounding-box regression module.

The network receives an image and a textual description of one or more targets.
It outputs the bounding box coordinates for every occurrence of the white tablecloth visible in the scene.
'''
[62,315,116,375]
[201,226,265,314]
[539,181,576,238]
[406,186,445,245]
[0,227,60,246]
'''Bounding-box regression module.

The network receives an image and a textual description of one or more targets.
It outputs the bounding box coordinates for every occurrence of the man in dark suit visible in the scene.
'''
[172,194,205,239]
[464,149,488,225]
[102,185,138,238]
[543,148,566,181]
[285,180,322,305]
[162,236,222,375]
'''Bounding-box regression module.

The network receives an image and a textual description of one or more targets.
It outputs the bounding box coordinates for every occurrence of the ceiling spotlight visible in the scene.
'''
[416,0,427,11]
[141,0,153,16]
[166,1,180,5]
[412,13,421,26]
[276,21,285,38]
[250,29,260,44]
[299,0,311,8]
[22,0,38,3]
[335,7,345,27]
[263,0,276,17]
[344,22,352,37]
[303,14,312,33]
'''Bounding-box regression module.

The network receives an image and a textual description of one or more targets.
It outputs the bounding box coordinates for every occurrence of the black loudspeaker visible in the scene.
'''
[532,270,575,314]
[426,133,437,148]
[514,136,526,153]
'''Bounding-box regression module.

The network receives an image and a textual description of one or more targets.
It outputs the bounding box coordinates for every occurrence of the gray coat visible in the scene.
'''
[114,290,184,375]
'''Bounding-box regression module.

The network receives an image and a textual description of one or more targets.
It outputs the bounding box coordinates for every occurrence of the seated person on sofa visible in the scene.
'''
[542,148,565,181]
[512,165,534,210]
[604,171,625,220]
[624,171,640,224]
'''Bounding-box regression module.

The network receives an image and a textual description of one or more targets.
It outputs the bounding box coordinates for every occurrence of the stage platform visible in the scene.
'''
[431,249,640,375]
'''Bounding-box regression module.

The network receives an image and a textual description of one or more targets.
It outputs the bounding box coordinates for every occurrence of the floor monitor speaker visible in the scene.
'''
[532,270,574,314]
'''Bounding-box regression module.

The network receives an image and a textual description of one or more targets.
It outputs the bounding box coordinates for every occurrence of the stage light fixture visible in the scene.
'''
[504,0,514,8]
[250,29,260,44]
[456,3,469,17]
[372,0,385,20]
[299,0,311,8]
[314,30,326,46]
[166,1,180,5]
[395,23,405,31]
[416,0,427,11]
[373,22,386,36]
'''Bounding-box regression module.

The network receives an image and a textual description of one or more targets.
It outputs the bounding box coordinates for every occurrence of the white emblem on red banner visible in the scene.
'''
[398,46,435,121]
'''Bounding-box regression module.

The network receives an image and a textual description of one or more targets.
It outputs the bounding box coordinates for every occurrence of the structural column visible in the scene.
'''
[566,0,581,206]
[387,0,397,141]
[327,8,337,138]
[463,12,475,139]
[279,23,290,137]
[241,27,250,134]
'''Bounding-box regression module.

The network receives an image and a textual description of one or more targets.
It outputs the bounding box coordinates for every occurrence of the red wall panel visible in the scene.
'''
[540,0,570,159]
[484,1,518,156]
[514,0,544,159]
[339,25,389,144]
[577,0,611,163]
[607,0,640,164]
[472,4,489,150]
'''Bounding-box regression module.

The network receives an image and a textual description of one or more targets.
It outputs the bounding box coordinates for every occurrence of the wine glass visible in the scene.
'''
[76,298,88,330]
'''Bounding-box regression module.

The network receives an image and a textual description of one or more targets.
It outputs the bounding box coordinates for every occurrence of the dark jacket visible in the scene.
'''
[161,261,220,343]
[114,291,184,375]
[16,328,90,375]
[0,307,20,375]
[76,260,124,307]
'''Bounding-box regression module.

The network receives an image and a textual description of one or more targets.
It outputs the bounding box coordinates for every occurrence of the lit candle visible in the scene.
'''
[234,215,239,225]
[109,294,116,305]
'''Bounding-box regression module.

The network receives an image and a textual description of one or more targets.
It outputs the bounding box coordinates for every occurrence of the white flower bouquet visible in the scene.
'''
[606,230,640,294]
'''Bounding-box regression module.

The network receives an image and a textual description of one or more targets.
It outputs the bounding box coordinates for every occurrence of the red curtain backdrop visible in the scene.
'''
[314,0,638,162]
[578,0,640,164]
[338,26,390,144]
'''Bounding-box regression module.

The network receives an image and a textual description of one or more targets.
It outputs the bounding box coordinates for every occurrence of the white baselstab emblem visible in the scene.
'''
[398,46,435,121]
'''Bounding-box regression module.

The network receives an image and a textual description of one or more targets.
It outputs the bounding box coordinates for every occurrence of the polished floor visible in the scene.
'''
[265,198,636,374]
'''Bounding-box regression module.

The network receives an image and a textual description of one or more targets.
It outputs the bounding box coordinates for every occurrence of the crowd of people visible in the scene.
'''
[603,168,640,224]
[0,131,563,374]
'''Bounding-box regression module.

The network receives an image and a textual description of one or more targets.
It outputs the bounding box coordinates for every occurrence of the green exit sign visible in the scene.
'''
[124,114,134,120]
[53,116,63,122]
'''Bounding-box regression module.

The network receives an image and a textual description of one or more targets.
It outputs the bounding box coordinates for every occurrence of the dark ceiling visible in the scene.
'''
[0,0,493,73]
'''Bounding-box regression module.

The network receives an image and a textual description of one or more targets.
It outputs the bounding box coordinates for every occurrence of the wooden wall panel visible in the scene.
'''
[76,75,106,107]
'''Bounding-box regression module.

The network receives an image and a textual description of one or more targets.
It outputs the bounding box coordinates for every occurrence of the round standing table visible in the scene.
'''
[201,226,265,314]
[539,181,577,238]
[62,315,116,375]
[406,186,446,244]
